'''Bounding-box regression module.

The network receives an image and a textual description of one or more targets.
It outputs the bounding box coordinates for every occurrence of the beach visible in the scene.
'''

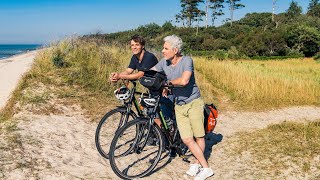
[0,50,37,110]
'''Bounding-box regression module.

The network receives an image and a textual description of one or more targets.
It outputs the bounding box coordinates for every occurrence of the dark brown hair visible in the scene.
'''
[130,35,145,46]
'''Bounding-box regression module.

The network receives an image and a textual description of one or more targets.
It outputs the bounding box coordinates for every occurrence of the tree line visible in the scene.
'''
[175,0,245,27]
[89,0,320,59]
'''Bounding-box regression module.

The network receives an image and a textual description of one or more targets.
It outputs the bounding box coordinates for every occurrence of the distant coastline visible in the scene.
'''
[0,44,42,60]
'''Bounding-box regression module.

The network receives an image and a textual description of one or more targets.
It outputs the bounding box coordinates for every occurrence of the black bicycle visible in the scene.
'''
[95,80,148,159]
[108,71,189,179]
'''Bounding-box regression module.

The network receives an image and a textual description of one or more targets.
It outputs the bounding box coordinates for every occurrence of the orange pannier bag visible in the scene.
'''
[203,104,218,133]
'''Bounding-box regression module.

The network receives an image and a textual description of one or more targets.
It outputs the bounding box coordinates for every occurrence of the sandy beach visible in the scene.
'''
[0,51,37,111]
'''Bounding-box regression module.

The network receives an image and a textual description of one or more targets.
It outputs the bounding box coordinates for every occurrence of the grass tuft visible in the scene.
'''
[227,120,320,175]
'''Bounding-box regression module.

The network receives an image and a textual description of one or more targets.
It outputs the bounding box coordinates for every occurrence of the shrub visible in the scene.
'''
[287,48,305,57]
[51,49,67,68]
[314,52,320,60]
[214,50,228,61]
[227,46,241,60]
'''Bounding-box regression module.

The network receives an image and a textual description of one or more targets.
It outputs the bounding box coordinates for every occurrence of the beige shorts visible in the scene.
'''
[175,98,205,139]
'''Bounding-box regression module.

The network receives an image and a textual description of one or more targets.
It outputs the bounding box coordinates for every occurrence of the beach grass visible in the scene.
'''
[194,57,320,109]
[8,36,134,119]
[227,120,320,176]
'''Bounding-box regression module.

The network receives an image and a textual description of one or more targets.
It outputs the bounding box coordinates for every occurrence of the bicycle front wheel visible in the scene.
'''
[95,107,137,159]
[109,118,164,179]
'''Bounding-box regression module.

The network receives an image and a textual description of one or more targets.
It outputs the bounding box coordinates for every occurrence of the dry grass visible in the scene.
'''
[1,36,133,122]
[226,120,320,176]
[194,57,320,109]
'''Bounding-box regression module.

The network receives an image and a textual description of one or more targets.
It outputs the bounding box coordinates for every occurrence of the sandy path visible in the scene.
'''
[1,104,319,179]
[0,51,37,110]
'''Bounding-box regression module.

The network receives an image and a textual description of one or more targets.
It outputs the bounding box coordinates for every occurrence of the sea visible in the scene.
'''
[0,44,42,60]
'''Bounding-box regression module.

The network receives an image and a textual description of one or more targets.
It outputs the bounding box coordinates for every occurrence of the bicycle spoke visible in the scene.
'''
[95,107,136,159]
[109,118,163,179]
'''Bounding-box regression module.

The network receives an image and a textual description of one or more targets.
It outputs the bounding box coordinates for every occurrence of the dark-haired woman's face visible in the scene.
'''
[130,40,143,55]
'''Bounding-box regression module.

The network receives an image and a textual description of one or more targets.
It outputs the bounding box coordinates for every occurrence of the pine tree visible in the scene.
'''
[307,0,320,17]
[177,0,205,27]
[308,0,319,9]
[226,0,245,26]
[286,1,302,18]
[209,0,225,26]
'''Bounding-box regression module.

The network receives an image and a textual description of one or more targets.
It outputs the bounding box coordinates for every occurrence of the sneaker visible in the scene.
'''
[194,168,214,180]
[186,163,201,177]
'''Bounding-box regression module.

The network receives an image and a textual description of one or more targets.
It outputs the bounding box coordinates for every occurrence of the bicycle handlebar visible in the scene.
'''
[163,82,184,89]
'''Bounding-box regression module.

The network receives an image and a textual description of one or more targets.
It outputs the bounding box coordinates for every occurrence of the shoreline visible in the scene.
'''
[0,50,38,111]
[0,49,38,62]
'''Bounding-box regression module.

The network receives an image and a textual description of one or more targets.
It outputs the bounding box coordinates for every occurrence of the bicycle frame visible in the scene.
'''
[134,93,187,158]
[120,80,148,122]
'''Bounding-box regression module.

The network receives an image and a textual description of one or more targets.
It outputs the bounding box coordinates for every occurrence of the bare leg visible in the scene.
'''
[183,137,208,168]
[192,137,205,164]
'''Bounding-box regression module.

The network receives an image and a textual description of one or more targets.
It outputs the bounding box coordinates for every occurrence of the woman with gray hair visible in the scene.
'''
[152,35,213,180]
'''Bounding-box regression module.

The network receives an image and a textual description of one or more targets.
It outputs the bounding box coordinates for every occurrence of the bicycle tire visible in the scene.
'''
[109,118,164,179]
[95,107,137,159]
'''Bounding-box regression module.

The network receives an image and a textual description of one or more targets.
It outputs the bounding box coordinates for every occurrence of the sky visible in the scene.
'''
[0,0,310,44]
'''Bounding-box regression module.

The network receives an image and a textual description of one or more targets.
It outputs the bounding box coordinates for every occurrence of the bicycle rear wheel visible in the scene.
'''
[109,118,164,179]
[95,107,137,159]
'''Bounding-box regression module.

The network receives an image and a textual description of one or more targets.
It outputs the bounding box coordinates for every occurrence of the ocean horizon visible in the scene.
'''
[0,44,42,60]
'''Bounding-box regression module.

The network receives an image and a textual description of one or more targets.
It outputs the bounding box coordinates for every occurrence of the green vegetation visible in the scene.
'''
[227,120,320,175]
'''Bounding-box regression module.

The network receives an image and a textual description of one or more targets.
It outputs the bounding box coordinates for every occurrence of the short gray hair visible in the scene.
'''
[163,35,183,54]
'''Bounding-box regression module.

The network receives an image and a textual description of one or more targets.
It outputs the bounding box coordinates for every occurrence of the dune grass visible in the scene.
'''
[227,120,320,176]
[31,37,131,95]
[195,57,320,109]
[0,37,134,121]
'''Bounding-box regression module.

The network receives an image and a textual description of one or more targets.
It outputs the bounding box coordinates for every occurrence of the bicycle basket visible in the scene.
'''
[139,70,166,91]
